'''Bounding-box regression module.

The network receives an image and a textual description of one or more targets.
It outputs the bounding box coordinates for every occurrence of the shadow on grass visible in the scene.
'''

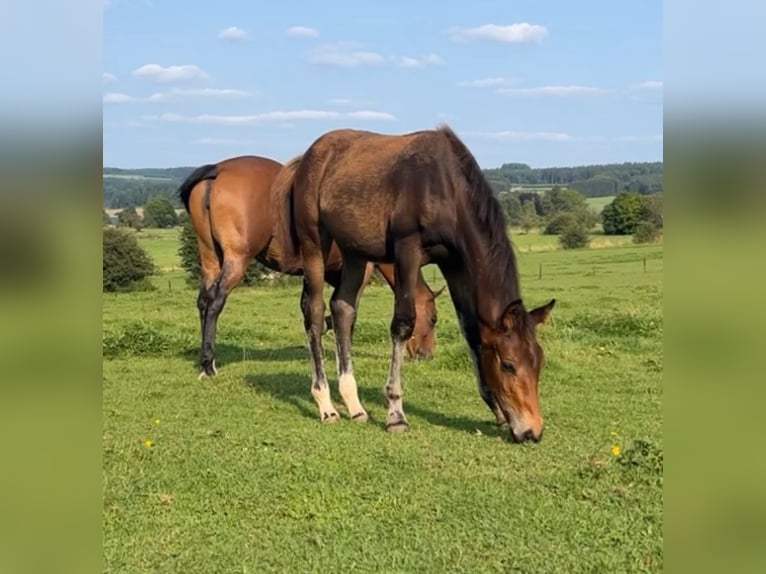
[178,343,308,367]
[179,341,395,370]
[242,370,506,440]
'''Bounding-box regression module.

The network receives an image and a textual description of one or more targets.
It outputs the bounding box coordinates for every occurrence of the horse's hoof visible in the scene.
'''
[385,421,409,433]
[199,360,218,378]
[350,411,369,423]
[321,411,340,423]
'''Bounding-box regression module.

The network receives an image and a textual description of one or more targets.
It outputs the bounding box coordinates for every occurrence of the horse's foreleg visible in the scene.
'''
[384,240,420,432]
[329,255,368,422]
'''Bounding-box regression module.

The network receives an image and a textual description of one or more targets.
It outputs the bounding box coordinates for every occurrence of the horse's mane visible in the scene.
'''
[437,124,521,304]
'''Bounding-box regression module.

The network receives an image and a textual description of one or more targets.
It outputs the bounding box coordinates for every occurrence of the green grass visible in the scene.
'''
[104,234,663,573]
[508,226,641,253]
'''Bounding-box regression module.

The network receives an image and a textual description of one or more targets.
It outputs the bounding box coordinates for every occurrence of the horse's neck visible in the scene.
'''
[453,223,507,326]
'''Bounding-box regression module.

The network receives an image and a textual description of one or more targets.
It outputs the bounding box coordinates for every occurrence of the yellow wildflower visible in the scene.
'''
[611,444,621,456]
[143,439,154,448]
[610,430,618,436]
[154,418,160,425]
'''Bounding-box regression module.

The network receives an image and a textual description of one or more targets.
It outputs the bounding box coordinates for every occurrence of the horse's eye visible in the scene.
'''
[500,360,516,374]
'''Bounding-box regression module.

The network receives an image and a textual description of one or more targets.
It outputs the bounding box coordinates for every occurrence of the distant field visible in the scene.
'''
[104,174,176,181]
[586,195,615,213]
[103,224,663,573]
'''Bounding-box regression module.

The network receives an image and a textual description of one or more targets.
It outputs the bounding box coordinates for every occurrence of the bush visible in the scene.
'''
[544,212,578,235]
[601,191,644,235]
[178,219,271,287]
[633,222,661,244]
[116,206,142,229]
[559,223,591,249]
[143,196,178,228]
[103,227,156,292]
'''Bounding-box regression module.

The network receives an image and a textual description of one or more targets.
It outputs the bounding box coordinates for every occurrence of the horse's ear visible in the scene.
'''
[530,299,556,326]
[500,299,525,333]
[431,286,446,300]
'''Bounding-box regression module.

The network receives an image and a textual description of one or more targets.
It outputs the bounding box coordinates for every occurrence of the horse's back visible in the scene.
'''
[302,128,459,258]
[208,155,284,258]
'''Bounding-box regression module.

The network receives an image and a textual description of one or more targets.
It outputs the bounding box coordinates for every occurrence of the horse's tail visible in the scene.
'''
[271,154,304,272]
[178,164,219,213]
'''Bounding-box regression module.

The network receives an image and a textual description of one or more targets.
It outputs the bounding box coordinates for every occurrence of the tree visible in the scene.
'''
[143,196,178,228]
[178,219,271,287]
[519,201,539,234]
[559,223,591,249]
[544,212,578,235]
[639,193,663,229]
[539,186,588,217]
[601,191,645,235]
[498,193,523,226]
[633,222,661,244]
[116,206,142,229]
[103,227,156,291]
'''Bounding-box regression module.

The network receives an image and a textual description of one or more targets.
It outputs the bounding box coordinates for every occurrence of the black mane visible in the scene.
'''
[438,124,522,306]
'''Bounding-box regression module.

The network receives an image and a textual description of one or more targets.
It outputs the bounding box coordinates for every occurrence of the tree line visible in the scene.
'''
[102,160,663,208]
[483,161,663,197]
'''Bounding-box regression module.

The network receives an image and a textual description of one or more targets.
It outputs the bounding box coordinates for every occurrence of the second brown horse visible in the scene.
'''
[178,155,444,377]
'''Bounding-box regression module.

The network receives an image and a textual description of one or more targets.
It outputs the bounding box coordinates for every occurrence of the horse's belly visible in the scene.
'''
[321,208,390,260]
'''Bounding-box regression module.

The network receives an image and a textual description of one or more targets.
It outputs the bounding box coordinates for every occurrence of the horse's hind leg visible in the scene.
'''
[199,255,246,377]
[196,243,221,377]
[384,238,420,432]
[301,240,339,422]
[329,254,369,422]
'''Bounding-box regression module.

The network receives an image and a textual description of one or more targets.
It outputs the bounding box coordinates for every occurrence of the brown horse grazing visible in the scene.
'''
[178,155,444,378]
[277,125,556,443]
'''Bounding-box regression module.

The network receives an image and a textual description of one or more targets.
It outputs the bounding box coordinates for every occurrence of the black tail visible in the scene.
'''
[178,164,219,213]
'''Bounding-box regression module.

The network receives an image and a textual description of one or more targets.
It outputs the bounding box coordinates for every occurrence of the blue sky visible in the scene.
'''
[103,0,662,169]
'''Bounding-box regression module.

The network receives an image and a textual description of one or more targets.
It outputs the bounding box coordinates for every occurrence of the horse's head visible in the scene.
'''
[477,298,556,443]
[406,285,446,360]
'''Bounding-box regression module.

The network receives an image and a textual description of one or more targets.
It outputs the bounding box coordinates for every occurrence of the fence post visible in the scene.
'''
[538,263,542,279]
[168,280,171,291]
[643,257,647,273]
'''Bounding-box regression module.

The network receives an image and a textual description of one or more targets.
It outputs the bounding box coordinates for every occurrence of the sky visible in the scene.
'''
[103,0,663,170]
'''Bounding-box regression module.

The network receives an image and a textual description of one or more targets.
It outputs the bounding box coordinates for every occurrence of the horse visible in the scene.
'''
[178,155,444,378]
[276,125,555,443]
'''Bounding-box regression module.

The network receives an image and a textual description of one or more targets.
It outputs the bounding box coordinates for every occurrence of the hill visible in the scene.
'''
[102,161,663,209]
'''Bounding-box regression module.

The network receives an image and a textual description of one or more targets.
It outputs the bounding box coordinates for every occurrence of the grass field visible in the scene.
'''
[103,230,663,573]
[585,195,615,213]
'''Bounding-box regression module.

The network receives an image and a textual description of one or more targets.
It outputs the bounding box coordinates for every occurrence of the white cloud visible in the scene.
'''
[143,109,397,124]
[308,42,386,67]
[218,26,248,40]
[103,92,135,103]
[397,53,444,68]
[103,72,117,83]
[458,77,515,88]
[132,64,209,82]
[633,80,663,90]
[463,130,574,142]
[103,88,251,103]
[287,26,319,38]
[449,23,548,43]
[496,85,609,96]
